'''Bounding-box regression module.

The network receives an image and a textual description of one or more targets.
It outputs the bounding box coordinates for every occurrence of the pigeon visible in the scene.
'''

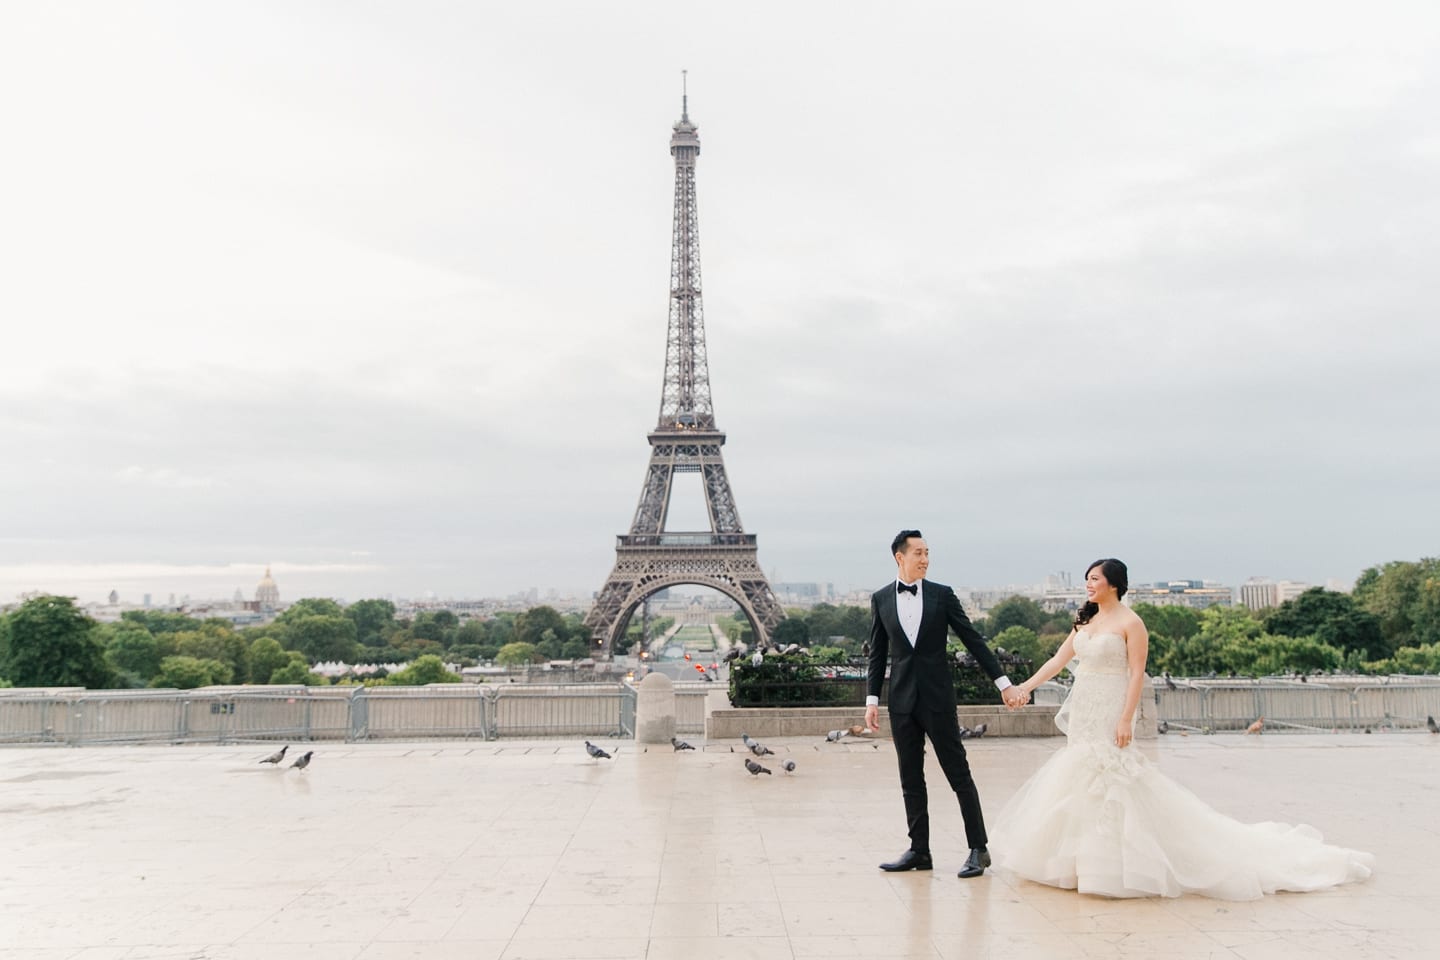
[1158,720,1170,735]
[744,758,772,776]
[781,759,796,774]
[824,729,845,743]
[751,651,764,668]
[671,737,696,751]
[723,648,740,663]
[289,751,313,770]
[585,740,613,759]
[259,745,289,765]
[742,732,773,754]
[781,643,800,656]
[1427,715,1439,735]
[961,723,987,740]
[1163,673,1177,691]
[1246,717,1264,735]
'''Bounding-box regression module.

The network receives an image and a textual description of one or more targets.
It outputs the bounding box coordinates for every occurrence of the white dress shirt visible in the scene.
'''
[867,578,1011,707]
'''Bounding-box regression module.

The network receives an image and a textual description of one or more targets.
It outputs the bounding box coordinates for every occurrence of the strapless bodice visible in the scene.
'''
[1074,630,1129,675]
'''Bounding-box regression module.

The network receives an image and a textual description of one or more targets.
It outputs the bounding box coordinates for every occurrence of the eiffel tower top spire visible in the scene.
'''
[659,74,712,432]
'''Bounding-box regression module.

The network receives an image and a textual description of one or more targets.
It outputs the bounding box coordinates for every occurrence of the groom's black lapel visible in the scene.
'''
[879,587,904,646]
[917,580,944,651]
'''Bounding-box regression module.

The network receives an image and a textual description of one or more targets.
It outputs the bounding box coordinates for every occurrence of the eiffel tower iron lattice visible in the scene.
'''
[585,87,784,659]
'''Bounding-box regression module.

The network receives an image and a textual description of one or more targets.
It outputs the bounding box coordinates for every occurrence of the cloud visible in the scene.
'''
[1,3,1437,602]
[116,466,220,490]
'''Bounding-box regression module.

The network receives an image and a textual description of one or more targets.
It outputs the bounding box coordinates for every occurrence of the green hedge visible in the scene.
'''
[729,650,1034,708]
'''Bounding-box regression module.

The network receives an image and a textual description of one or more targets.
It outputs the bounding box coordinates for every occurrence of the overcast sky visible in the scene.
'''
[2,2,1437,605]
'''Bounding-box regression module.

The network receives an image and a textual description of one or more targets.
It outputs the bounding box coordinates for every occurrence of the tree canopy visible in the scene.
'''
[1,595,112,688]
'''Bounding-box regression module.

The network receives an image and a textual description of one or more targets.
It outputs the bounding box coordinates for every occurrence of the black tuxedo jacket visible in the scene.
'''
[867,579,1005,714]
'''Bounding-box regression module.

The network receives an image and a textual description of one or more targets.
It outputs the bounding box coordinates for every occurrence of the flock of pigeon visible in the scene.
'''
[258,745,313,770]
[581,722,988,776]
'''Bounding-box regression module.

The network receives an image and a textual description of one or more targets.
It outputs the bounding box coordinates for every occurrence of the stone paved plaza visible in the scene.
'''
[2,732,1437,959]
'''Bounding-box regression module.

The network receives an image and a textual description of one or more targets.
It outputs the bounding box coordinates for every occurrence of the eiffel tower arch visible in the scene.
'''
[585,84,785,659]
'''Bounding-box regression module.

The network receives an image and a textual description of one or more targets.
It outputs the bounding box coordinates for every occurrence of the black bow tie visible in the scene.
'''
[897,582,918,595]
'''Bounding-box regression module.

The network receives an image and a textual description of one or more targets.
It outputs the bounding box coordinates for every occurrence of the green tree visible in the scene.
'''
[173,621,251,683]
[120,609,204,637]
[771,617,810,646]
[1,595,113,688]
[1365,642,1440,675]
[1133,604,1201,642]
[487,613,518,648]
[1238,634,1344,676]
[384,654,460,685]
[278,597,346,622]
[1150,605,1266,676]
[151,655,232,689]
[991,625,1060,667]
[103,621,163,680]
[286,615,359,662]
[984,596,1047,635]
[1265,588,1387,659]
[1353,558,1440,650]
[345,598,397,646]
[247,637,291,684]
[411,613,446,643]
[495,641,539,666]
[561,637,590,659]
[269,657,322,685]
[454,620,489,648]
[515,606,568,647]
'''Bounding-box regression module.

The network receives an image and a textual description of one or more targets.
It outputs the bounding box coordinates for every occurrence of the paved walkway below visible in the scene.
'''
[2,732,1436,959]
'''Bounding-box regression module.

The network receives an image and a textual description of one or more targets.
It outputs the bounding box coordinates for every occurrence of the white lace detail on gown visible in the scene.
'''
[991,631,1374,899]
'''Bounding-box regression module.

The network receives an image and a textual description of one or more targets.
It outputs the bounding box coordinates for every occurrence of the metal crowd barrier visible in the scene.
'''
[1151,676,1440,733]
[0,681,710,746]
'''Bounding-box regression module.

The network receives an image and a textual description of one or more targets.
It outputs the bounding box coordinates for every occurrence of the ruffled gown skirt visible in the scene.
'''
[991,662,1373,900]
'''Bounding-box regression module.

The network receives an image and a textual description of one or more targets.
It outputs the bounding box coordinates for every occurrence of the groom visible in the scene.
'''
[866,529,1025,878]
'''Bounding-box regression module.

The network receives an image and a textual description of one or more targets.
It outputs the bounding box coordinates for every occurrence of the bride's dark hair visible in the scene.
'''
[1073,558,1129,629]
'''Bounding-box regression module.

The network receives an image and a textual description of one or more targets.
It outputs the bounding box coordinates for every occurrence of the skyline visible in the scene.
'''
[3,4,1438,604]
[1,558,1359,609]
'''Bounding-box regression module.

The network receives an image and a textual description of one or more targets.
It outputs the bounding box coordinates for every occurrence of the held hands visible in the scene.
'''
[1001,686,1028,710]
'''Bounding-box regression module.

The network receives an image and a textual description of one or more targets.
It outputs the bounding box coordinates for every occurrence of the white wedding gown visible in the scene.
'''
[991,630,1374,899]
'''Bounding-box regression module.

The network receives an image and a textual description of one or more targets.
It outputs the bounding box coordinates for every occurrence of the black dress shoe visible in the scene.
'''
[957,847,992,878]
[879,849,933,872]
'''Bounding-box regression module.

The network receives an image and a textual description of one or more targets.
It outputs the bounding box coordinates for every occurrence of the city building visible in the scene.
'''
[1239,577,1311,611]
[773,582,835,606]
[255,565,280,611]
[1041,572,1085,612]
[1127,580,1234,609]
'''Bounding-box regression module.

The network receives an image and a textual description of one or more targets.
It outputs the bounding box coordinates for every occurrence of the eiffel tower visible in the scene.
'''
[585,85,784,658]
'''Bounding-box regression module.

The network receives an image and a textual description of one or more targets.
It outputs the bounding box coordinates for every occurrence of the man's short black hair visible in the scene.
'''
[891,529,923,557]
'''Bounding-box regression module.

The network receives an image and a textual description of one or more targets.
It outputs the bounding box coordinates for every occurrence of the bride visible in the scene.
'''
[991,558,1374,899]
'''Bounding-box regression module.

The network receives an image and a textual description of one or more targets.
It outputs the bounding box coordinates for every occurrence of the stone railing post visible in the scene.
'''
[635,672,676,744]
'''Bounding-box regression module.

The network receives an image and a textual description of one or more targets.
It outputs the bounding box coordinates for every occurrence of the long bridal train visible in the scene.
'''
[991,631,1374,900]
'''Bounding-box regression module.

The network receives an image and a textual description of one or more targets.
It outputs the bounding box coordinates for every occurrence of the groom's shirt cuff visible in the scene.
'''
[865,695,878,706]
